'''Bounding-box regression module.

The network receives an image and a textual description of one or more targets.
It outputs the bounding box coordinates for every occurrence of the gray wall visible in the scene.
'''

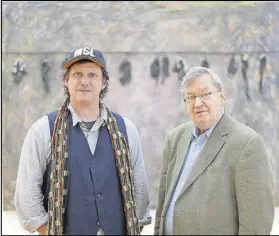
[2,1,279,210]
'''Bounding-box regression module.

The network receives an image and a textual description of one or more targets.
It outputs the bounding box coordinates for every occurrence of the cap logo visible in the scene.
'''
[74,47,95,58]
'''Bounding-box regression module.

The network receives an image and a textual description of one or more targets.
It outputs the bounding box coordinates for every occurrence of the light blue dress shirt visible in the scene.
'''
[164,120,220,235]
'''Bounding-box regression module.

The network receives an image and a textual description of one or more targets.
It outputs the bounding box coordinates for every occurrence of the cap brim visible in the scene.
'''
[63,56,105,69]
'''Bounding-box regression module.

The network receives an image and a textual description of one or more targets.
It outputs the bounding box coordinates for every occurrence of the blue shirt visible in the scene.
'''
[164,117,222,235]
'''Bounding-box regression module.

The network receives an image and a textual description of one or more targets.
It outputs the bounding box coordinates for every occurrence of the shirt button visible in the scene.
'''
[97,221,100,226]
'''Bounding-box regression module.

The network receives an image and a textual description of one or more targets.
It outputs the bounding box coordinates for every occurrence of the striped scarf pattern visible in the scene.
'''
[47,100,139,235]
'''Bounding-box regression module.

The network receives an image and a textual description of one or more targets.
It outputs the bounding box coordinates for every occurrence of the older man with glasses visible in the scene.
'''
[154,66,274,235]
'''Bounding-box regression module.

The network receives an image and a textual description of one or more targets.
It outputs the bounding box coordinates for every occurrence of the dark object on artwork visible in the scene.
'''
[258,55,266,94]
[41,58,51,93]
[241,54,251,101]
[162,56,169,77]
[201,57,209,68]
[12,59,27,84]
[227,55,238,78]
[150,57,160,86]
[161,56,170,85]
[119,59,132,86]
[173,60,186,81]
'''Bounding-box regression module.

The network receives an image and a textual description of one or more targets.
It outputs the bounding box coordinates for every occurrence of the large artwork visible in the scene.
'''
[2,1,279,209]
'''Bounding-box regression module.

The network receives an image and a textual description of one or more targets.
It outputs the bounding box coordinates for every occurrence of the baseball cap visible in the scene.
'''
[63,47,106,69]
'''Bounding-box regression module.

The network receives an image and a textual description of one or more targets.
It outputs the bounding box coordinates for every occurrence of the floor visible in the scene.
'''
[2,208,279,235]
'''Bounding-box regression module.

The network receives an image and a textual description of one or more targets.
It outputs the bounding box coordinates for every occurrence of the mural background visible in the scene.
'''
[2,1,279,210]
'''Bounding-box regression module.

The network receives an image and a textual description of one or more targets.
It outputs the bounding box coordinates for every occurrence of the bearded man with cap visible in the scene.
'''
[14,46,151,235]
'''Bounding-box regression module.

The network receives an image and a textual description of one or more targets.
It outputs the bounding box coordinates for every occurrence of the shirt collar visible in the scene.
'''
[67,102,108,126]
[192,110,224,139]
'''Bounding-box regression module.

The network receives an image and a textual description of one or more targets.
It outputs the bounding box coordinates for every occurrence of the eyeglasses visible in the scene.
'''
[184,91,219,104]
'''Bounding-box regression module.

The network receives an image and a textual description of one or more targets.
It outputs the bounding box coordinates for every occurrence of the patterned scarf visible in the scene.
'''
[47,99,139,235]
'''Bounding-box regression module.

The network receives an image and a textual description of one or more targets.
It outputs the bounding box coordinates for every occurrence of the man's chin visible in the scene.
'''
[195,114,208,123]
[74,98,95,104]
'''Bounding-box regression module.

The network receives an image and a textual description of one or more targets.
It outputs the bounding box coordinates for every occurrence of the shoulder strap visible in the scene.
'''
[48,111,57,137]
[112,112,129,148]
[42,111,57,211]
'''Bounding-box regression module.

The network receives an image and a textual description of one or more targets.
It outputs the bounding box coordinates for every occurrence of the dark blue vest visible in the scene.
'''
[42,111,128,235]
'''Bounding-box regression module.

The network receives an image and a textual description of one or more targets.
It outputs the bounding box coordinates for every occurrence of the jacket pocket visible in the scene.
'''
[207,165,230,174]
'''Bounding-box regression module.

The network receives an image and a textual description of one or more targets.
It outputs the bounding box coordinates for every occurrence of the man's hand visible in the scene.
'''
[37,223,48,235]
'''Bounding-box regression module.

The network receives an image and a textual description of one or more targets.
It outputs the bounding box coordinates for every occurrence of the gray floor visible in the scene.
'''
[2,208,279,235]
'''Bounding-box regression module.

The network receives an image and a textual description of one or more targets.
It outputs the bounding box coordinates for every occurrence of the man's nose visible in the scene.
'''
[193,96,203,107]
[80,77,89,85]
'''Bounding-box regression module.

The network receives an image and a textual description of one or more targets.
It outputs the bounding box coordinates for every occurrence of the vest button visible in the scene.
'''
[97,221,100,226]
[97,193,101,198]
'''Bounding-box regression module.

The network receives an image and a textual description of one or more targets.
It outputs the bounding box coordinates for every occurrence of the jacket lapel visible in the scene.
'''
[177,112,231,198]
[161,124,193,216]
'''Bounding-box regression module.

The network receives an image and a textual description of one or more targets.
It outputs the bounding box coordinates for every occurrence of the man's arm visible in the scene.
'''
[235,133,275,235]
[154,133,170,235]
[123,118,152,228]
[14,117,49,233]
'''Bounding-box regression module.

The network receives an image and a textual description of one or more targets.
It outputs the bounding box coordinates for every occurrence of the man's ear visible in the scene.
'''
[220,93,227,105]
[102,80,107,89]
[63,75,69,88]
